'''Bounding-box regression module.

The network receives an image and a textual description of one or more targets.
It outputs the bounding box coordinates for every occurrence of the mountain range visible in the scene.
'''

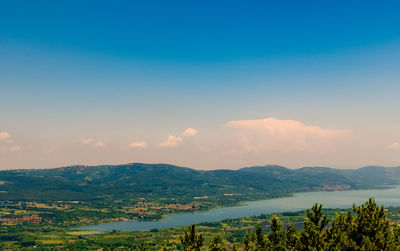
[1,163,399,203]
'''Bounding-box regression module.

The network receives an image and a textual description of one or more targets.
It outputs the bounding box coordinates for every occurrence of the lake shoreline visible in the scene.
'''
[75,184,400,233]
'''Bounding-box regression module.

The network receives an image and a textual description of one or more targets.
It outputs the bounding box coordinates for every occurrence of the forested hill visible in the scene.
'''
[0,163,400,202]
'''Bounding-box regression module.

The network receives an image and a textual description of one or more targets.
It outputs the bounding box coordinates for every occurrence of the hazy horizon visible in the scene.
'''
[3,161,400,172]
[1,1,400,170]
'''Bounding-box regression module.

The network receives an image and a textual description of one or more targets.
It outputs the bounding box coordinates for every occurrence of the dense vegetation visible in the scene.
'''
[2,199,400,250]
[2,163,400,249]
[1,163,400,205]
[180,198,400,250]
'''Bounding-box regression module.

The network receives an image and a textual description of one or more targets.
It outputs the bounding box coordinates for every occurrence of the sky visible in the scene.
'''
[1,0,400,170]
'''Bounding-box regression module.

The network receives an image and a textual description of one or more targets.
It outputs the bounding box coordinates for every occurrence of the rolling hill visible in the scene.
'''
[0,163,399,203]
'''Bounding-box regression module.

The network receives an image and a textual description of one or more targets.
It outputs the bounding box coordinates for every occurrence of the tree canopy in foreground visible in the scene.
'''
[178,198,400,251]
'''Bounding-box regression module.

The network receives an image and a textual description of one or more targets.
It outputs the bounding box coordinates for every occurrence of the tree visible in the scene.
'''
[285,223,301,250]
[180,199,400,251]
[242,229,258,250]
[208,234,226,251]
[180,224,204,251]
[255,224,266,250]
[243,231,252,251]
[300,203,329,250]
[325,211,355,250]
[393,223,400,247]
[352,198,394,250]
[266,215,286,250]
[326,198,398,250]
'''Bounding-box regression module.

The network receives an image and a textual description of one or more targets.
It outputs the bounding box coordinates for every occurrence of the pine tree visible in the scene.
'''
[285,223,301,250]
[179,199,400,251]
[243,231,253,251]
[180,224,204,251]
[266,215,286,250]
[353,198,394,250]
[300,203,329,250]
[208,234,226,251]
[255,223,267,250]
[325,211,356,250]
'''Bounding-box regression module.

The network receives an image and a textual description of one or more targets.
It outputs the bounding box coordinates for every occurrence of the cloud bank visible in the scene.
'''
[225,118,350,153]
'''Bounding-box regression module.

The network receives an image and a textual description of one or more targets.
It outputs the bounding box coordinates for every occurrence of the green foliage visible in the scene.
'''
[266,215,287,250]
[20,236,36,247]
[285,223,301,250]
[2,163,399,205]
[255,224,266,250]
[325,198,397,250]
[208,234,226,251]
[3,198,400,250]
[243,231,253,251]
[137,243,146,251]
[300,203,329,250]
[180,224,204,251]
[230,198,400,251]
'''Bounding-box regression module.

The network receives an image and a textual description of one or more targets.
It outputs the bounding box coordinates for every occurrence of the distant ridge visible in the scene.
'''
[238,165,293,175]
[1,163,400,202]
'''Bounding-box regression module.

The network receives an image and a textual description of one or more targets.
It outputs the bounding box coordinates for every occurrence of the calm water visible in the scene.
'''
[78,186,400,232]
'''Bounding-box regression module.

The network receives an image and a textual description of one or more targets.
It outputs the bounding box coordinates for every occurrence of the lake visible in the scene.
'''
[78,186,400,232]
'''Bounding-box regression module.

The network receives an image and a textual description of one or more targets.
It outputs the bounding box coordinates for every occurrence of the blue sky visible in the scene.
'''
[2,1,400,61]
[1,1,400,169]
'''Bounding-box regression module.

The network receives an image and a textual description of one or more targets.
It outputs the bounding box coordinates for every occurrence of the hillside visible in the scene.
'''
[0,163,400,203]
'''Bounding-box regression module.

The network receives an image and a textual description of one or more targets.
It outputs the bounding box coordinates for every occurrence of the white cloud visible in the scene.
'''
[182,128,198,137]
[156,128,197,148]
[158,135,183,147]
[82,138,94,145]
[225,118,348,137]
[225,118,350,153]
[93,141,107,148]
[0,132,20,152]
[10,145,21,152]
[0,132,11,141]
[387,142,400,150]
[129,141,148,149]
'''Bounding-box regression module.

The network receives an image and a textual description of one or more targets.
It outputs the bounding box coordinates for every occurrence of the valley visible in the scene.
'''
[2,163,400,249]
